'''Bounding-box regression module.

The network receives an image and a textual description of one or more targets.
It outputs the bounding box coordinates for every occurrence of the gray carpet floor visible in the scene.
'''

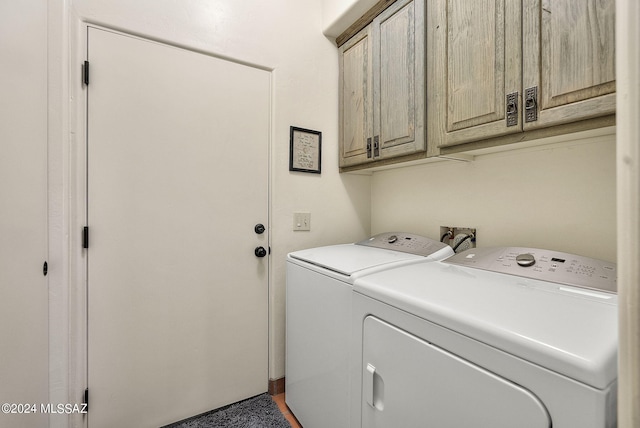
[163,394,291,428]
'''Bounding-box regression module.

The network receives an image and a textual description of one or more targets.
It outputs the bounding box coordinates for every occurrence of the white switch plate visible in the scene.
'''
[293,212,311,231]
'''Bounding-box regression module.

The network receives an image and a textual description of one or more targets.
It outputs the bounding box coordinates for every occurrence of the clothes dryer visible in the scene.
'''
[286,233,453,428]
[351,247,617,428]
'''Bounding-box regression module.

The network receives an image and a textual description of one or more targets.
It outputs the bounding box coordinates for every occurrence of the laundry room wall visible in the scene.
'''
[48,0,370,398]
[370,129,617,263]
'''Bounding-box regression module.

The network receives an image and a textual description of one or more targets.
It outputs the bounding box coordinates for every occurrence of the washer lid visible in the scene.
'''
[289,244,424,277]
[288,233,453,278]
[354,261,618,389]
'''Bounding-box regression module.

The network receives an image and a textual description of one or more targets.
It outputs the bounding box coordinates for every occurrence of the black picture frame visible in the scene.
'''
[289,126,322,174]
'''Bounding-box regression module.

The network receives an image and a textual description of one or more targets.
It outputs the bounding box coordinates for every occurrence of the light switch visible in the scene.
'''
[293,212,311,231]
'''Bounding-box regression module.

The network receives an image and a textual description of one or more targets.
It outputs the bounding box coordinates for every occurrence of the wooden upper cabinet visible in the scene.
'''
[339,0,425,168]
[522,0,616,130]
[339,26,373,167]
[339,0,615,168]
[429,0,615,153]
[374,0,425,159]
[428,0,522,152]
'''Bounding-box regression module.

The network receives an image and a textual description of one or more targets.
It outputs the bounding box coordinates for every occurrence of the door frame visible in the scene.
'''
[64,21,273,427]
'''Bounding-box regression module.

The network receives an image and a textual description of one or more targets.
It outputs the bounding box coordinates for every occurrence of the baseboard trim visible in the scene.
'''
[268,377,285,395]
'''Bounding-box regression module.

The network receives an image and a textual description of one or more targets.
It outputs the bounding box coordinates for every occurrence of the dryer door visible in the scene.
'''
[361,316,551,428]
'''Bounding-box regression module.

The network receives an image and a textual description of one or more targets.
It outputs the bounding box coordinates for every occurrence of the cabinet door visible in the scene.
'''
[339,25,373,168]
[374,0,425,159]
[523,0,615,130]
[428,0,521,151]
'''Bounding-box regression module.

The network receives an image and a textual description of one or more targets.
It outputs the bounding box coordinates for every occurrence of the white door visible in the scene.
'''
[86,27,270,428]
[0,1,48,427]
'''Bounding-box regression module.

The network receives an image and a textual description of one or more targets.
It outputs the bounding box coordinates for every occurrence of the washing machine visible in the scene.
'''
[285,232,453,428]
[351,247,618,428]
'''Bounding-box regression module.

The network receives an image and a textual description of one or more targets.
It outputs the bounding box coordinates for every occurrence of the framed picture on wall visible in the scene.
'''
[289,126,322,174]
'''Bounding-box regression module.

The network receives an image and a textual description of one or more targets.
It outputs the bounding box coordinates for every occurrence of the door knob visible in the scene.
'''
[254,223,266,234]
[255,246,267,258]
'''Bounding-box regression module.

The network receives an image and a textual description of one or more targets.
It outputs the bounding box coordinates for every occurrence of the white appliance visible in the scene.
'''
[351,247,618,428]
[286,233,453,428]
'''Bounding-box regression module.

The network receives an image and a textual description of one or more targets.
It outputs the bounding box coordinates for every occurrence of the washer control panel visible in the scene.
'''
[445,247,616,293]
[356,232,452,257]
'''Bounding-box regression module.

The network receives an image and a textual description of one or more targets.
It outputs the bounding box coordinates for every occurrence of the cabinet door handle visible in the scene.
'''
[524,86,538,123]
[366,137,372,158]
[373,135,380,157]
[506,91,518,127]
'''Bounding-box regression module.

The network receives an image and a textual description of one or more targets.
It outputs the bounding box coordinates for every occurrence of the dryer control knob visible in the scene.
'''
[387,235,398,244]
[516,253,536,267]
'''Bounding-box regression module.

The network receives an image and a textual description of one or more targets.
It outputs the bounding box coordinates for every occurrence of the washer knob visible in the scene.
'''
[516,253,536,267]
[387,235,398,244]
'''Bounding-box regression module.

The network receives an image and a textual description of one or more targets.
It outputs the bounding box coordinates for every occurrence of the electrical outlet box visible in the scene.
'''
[293,212,311,231]
[440,226,477,253]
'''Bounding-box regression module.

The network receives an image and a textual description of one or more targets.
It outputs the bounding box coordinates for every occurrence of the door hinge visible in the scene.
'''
[83,61,90,86]
[83,388,89,410]
[43,261,48,276]
[83,226,89,249]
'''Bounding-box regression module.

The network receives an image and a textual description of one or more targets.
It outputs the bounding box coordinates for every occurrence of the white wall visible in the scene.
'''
[371,131,617,262]
[52,0,370,393]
